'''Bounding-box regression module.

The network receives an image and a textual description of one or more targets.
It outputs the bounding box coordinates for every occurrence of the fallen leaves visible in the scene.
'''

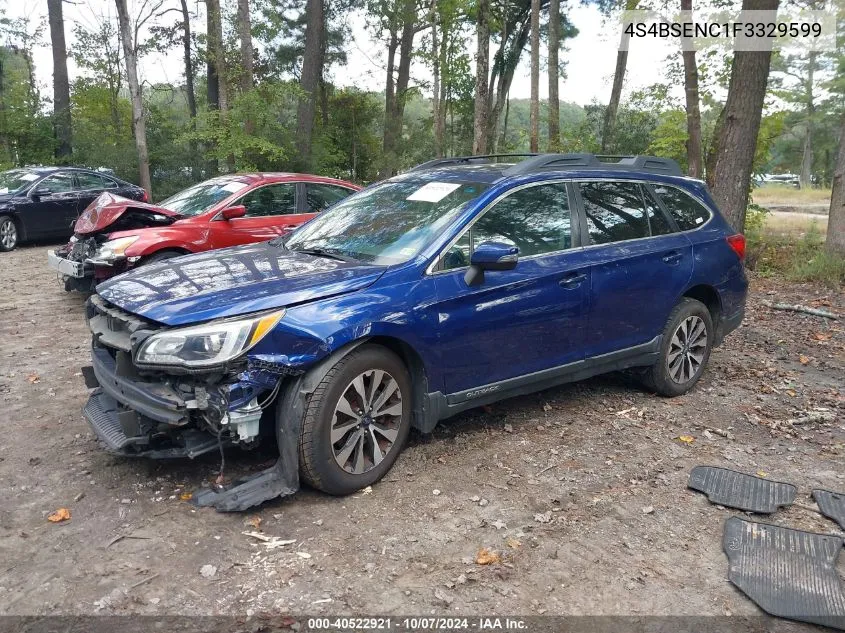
[799,355,810,365]
[475,547,501,565]
[245,515,262,530]
[505,537,521,549]
[677,435,695,444]
[48,508,71,523]
[27,373,40,384]
[179,492,192,501]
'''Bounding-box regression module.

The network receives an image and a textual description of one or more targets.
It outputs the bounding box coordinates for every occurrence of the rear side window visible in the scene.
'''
[652,185,711,231]
[77,172,106,190]
[306,183,354,212]
[579,181,649,244]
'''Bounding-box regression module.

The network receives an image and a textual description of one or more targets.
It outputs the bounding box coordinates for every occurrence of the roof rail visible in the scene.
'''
[408,154,539,172]
[503,153,683,177]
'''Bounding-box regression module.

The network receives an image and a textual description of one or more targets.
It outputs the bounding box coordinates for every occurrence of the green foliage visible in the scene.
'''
[787,227,845,287]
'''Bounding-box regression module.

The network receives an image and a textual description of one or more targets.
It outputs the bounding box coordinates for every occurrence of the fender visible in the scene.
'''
[191,339,369,511]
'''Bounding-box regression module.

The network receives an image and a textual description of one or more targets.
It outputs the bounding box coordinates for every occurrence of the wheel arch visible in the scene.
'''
[682,284,722,327]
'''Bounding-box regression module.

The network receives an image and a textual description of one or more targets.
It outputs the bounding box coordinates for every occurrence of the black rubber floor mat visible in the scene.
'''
[688,465,797,513]
[814,489,845,530]
[723,517,845,630]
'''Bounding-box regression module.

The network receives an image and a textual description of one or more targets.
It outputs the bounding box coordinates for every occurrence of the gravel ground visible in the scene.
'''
[0,243,842,625]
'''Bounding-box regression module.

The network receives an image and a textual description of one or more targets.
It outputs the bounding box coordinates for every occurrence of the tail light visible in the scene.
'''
[726,234,746,261]
[141,189,149,203]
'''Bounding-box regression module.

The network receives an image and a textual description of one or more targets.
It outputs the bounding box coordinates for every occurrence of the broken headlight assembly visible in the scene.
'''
[89,236,139,264]
[135,310,284,369]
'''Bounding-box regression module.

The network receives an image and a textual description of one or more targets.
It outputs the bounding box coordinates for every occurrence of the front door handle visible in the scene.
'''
[559,271,586,288]
[662,251,683,264]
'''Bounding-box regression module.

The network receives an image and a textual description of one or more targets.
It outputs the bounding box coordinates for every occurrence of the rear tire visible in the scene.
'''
[297,345,412,495]
[0,216,18,252]
[644,298,713,397]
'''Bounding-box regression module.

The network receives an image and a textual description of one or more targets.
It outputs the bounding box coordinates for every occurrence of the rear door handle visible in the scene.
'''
[559,271,587,288]
[662,251,683,264]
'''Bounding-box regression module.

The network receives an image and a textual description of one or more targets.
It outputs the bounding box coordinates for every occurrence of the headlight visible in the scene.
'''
[90,236,139,263]
[135,310,284,368]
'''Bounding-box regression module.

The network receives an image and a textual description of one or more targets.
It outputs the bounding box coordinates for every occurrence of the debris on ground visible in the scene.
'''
[475,548,501,565]
[47,508,71,523]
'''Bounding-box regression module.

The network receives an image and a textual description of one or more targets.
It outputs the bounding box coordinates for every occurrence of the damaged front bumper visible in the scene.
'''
[81,294,312,511]
[49,238,132,292]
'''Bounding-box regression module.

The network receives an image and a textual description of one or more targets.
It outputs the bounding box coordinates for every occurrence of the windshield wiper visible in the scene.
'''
[291,246,360,263]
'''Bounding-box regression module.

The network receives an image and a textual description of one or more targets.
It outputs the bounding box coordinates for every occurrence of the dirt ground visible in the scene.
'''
[0,243,843,624]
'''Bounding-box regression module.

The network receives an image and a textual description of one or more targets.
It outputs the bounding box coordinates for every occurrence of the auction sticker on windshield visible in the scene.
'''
[406,182,461,202]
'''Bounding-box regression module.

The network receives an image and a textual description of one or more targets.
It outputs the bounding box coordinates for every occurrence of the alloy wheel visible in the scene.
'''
[0,219,16,250]
[667,315,707,384]
[331,369,403,475]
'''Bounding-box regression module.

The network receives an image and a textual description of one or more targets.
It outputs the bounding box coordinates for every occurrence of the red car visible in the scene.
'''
[48,173,360,291]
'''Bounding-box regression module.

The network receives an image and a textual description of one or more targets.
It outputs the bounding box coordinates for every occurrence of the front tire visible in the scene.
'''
[297,345,412,495]
[644,298,713,397]
[0,216,18,251]
[143,249,185,265]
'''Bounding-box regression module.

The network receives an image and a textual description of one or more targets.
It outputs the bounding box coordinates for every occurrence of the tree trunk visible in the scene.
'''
[206,0,234,172]
[115,0,152,197]
[547,0,560,152]
[296,0,323,169]
[47,0,72,160]
[826,112,845,255]
[437,19,448,156]
[529,0,539,153]
[800,51,816,189]
[237,0,254,93]
[179,0,199,180]
[206,2,219,112]
[381,0,416,176]
[473,0,491,154]
[602,0,638,152]
[431,0,443,158]
[681,0,702,178]
[708,0,778,231]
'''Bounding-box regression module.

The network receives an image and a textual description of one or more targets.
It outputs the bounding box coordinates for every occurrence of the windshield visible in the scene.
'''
[0,169,41,194]
[158,177,250,216]
[284,179,488,265]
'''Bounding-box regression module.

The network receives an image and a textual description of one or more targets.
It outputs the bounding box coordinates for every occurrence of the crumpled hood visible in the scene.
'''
[96,242,386,326]
[74,193,178,235]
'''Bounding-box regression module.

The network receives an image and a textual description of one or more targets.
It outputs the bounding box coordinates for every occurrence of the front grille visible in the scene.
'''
[87,294,159,352]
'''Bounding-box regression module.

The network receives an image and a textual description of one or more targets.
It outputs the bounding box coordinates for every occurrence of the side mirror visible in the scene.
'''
[221,205,247,220]
[465,241,518,286]
[31,187,51,200]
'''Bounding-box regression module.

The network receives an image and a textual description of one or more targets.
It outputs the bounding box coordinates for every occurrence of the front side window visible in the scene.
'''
[652,184,711,231]
[306,183,354,212]
[238,183,297,217]
[579,181,649,245]
[284,179,488,265]
[39,173,76,194]
[77,172,106,190]
[440,182,572,271]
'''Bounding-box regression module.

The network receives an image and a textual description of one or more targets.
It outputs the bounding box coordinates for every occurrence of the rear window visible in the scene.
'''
[652,185,711,231]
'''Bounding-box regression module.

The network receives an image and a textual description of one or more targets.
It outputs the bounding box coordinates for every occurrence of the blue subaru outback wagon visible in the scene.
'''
[82,154,747,510]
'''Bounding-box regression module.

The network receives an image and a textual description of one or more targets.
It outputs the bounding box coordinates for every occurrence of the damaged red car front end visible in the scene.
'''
[47,173,361,292]
[49,194,183,291]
